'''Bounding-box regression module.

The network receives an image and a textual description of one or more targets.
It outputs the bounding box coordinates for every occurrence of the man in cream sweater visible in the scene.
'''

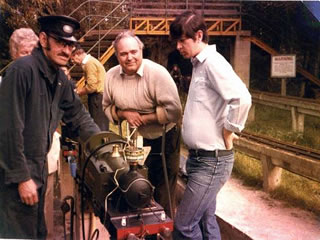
[102,31,182,218]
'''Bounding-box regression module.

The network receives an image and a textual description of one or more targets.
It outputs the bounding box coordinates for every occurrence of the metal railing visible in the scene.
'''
[0,0,129,75]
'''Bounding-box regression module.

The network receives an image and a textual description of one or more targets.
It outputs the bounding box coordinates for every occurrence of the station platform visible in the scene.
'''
[179,150,320,240]
[216,177,320,240]
[52,152,320,240]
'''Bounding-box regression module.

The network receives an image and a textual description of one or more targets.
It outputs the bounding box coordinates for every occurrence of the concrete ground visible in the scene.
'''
[217,177,320,240]
[50,154,320,240]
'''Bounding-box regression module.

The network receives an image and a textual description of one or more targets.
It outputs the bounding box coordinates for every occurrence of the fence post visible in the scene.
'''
[261,154,282,192]
[291,106,305,133]
[247,103,255,123]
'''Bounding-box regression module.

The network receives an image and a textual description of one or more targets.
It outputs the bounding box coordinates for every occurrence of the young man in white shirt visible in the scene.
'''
[170,11,252,240]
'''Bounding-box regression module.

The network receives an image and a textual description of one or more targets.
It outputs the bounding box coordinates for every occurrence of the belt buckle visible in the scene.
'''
[215,149,218,158]
[193,149,199,157]
[190,149,199,157]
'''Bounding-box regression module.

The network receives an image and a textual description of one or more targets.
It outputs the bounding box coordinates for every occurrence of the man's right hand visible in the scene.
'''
[119,110,145,127]
[18,179,38,206]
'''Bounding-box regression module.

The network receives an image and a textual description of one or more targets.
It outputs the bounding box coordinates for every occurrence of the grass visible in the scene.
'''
[235,103,320,215]
[246,104,320,150]
[233,152,320,215]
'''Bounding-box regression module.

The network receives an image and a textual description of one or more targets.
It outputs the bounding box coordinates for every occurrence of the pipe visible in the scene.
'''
[161,124,174,219]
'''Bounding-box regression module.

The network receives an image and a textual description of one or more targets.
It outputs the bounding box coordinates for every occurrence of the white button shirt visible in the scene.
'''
[182,45,252,150]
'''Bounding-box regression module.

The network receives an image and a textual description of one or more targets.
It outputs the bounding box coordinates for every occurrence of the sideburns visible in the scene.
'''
[45,38,52,51]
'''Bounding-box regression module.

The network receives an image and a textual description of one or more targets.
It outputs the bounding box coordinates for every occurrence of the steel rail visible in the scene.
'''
[240,131,320,161]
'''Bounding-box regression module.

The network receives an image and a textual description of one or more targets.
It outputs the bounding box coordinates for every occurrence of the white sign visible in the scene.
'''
[271,55,296,78]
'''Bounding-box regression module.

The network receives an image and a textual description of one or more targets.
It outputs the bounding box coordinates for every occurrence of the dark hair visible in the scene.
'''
[170,10,208,43]
[72,44,85,55]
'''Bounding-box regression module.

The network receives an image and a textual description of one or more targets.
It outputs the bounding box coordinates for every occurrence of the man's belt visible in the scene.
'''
[189,149,233,158]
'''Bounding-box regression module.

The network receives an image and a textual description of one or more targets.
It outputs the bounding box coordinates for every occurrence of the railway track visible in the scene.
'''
[239,131,320,161]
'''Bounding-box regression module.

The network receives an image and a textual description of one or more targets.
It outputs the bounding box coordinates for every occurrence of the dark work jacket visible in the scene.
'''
[0,47,100,187]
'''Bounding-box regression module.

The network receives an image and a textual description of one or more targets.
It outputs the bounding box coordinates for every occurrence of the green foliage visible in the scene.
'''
[232,152,263,188]
[0,0,129,70]
[270,169,320,215]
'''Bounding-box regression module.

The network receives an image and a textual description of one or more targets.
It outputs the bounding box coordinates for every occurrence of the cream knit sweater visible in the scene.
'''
[103,59,182,139]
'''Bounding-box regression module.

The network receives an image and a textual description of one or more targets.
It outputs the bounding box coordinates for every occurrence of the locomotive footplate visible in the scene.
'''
[107,200,173,240]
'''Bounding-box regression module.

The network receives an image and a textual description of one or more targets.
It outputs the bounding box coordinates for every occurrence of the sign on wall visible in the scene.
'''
[271,55,296,78]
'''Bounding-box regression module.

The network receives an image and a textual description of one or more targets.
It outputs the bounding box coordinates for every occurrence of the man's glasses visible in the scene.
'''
[47,34,76,49]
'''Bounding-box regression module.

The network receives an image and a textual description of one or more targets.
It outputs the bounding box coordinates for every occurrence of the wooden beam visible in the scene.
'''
[234,137,320,183]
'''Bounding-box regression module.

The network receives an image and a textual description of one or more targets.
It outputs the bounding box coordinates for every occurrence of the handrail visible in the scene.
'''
[0,61,13,76]
[83,14,129,57]
[68,0,128,73]
[74,13,129,89]
[77,0,127,42]
[68,0,124,18]
[0,0,127,75]
[69,13,129,73]
[79,15,124,24]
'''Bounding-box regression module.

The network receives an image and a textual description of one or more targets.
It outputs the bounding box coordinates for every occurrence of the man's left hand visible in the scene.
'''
[222,128,239,150]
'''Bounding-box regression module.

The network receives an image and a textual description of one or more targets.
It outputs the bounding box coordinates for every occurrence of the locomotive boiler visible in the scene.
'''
[66,131,173,240]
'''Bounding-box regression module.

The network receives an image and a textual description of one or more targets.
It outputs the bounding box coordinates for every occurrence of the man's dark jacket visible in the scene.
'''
[0,47,100,187]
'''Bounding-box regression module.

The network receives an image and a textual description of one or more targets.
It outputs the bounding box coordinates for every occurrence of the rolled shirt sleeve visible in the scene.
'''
[206,53,252,133]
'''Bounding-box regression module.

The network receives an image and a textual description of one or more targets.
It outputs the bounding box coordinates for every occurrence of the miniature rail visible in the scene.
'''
[239,131,320,161]
[234,131,320,191]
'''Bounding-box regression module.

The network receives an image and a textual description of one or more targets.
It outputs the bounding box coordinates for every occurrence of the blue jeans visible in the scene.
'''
[173,152,234,240]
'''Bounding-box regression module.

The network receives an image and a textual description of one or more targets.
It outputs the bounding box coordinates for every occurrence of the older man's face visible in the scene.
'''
[116,36,143,75]
[40,32,74,67]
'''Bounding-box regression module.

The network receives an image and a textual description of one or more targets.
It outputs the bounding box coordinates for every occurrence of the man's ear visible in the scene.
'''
[38,32,47,48]
[196,30,203,43]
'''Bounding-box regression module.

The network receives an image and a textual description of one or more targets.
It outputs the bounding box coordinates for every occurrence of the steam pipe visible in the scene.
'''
[161,124,174,219]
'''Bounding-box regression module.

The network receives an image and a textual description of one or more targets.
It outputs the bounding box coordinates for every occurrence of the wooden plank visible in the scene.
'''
[251,90,320,117]
[234,137,320,183]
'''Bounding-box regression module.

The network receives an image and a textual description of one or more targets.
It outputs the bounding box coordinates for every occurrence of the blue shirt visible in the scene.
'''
[182,45,252,150]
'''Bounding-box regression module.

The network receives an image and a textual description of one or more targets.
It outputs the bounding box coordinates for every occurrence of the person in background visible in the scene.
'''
[61,65,71,80]
[170,64,182,89]
[0,28,39,86]
[71,46,109,131]
[0,15,100,239]
[61,65,77,88]
[102,30,182,218]
[170,10,252,240]
[9,28,39,59]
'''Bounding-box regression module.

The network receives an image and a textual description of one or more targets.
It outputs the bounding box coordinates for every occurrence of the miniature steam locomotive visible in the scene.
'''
[64,131,173,240]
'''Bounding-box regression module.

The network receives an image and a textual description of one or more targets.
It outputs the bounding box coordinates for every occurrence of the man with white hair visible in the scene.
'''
[0,28,39,86]
[9,27,39,60]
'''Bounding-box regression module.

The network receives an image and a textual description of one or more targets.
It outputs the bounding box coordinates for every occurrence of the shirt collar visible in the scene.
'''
[119,59,145,77]
[191,44,216,65]
[82,54,91,65]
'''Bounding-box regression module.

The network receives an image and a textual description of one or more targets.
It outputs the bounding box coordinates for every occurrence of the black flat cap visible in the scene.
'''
[38,15,80,43]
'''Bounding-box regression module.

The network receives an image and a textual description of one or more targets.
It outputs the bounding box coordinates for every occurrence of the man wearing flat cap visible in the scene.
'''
[0,15,100,239]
